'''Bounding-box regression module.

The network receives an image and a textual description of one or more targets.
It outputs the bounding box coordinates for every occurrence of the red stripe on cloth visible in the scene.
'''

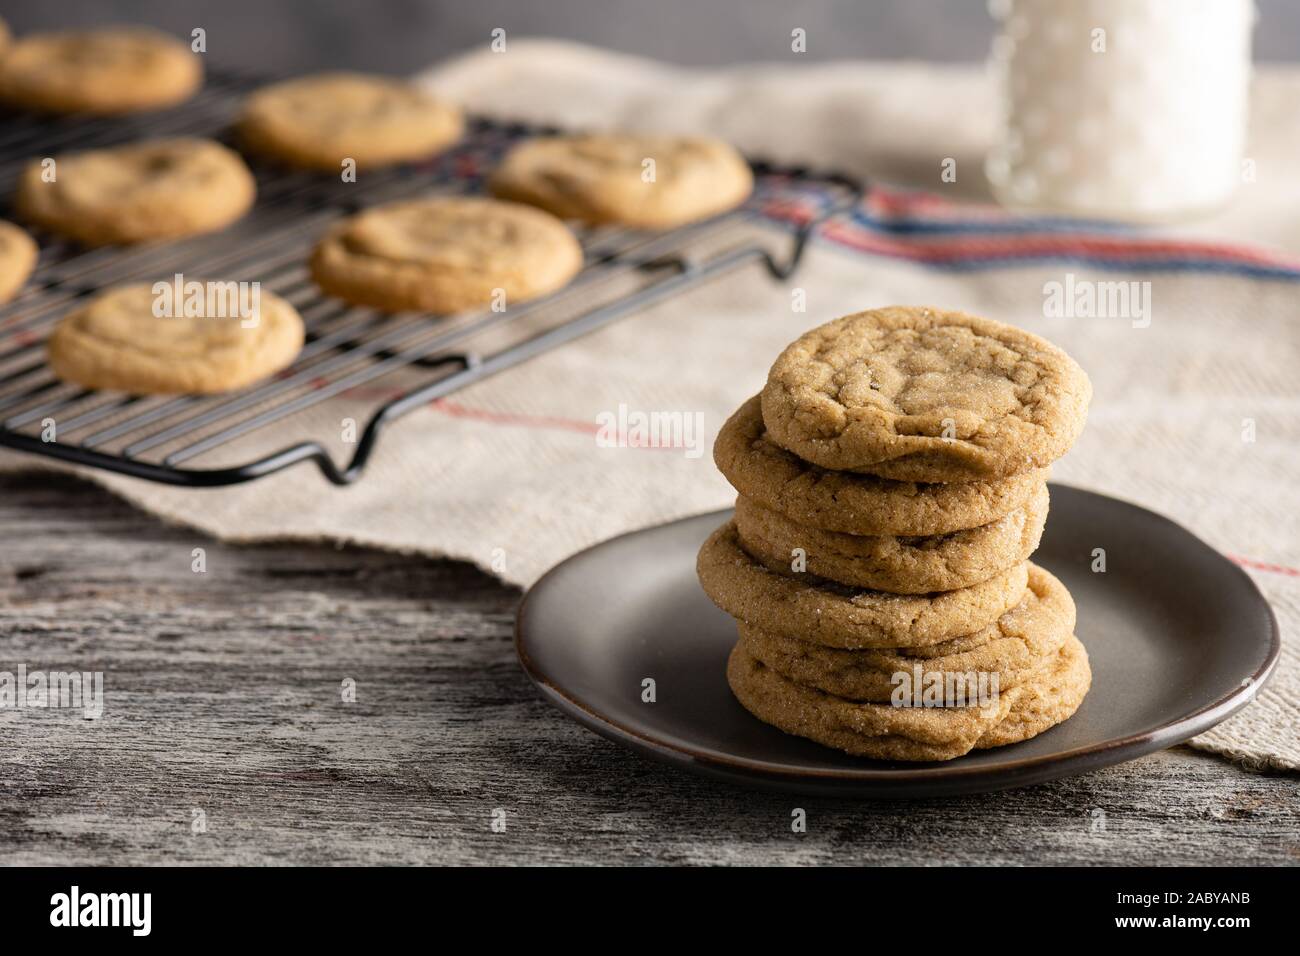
[429,398,598,435]
[1229,554,1300,578]
[817,219,1300,268]
[766,189,1300,270]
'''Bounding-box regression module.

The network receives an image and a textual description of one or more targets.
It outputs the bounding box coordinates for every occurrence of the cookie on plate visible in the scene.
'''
[0,27,201,115]
[16,138,256,247]
[238,72,464,172]
[716,395,1049,537]
[0,221,38,305]
[697,521,1029,650]
[726,634,1089,761]
[761,306,1092,482]
[489,133,753,229]
[973,635,1091,749]
[47,282,305,395]
[733,481,1048,594]
[310,196,584,314]
[737,563,1075,701]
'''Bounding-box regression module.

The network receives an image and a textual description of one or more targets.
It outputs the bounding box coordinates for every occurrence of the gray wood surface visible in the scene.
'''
[1,472,1296,866]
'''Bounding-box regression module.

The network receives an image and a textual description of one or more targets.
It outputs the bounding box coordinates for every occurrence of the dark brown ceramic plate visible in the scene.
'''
[515,485,1280,797]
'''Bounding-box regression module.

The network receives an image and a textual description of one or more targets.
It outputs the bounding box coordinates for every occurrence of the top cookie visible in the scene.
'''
[238,72,464,172]
[488,133,753,229]
[761,307,1092,482]
[0,27,201,115]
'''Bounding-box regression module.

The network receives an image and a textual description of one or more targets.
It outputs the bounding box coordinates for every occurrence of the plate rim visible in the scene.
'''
[515,484,1282,792]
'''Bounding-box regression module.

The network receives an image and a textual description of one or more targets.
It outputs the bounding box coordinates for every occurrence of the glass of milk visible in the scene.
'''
[985,0,1255,221]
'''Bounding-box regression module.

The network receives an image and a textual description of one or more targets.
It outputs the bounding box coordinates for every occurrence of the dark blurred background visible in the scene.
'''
[2,0,1296,73]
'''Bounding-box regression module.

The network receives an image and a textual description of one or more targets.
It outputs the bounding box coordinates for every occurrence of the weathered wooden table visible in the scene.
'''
[2,472,1295,866]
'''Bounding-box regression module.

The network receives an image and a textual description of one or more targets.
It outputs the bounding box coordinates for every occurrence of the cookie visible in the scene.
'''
[716,396,1049,536]
[737,563,1074,701]
[0,17,10,57]
[733,481,1048,594]
[488,133,753,229]
[0,221,38,305]
[237,72,464,172]
[47,282,305,395]
[761,306,1092,482]
[0,28,201,115]
[973,635,1091,749]
[16,138,255,247]
[727,642,1012,761]
[726,634,1089,761]
[310,196,584,314]
[697,521,1029,649]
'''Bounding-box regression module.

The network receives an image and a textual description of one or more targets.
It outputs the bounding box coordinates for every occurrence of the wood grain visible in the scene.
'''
[1,472,1295,865]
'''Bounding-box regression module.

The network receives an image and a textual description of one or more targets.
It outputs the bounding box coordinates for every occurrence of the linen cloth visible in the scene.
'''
[2,41,1297,770]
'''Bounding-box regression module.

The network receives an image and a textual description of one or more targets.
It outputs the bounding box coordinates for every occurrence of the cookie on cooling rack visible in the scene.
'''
[0,27,201,115]
[488,133,753,229]
[237,72,464,172]
[0,221,38,306]
[310,196,583,314]
[47,282,305,395]
[16,138,255,247]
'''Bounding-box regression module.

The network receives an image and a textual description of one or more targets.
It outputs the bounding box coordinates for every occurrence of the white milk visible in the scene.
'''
[986,0,1255,221]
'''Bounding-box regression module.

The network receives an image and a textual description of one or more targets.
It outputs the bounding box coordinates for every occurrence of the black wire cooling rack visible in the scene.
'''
[0,71,863,486]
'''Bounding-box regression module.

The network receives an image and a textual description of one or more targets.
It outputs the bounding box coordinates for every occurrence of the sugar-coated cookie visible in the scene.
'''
[733,481,1048,595]
[16,138,255,247]
[697,521,1029,650]
[0,27,201,115]
[761,307,1092,482]
[727,635,1089,761]
[716,396,1049,537]
[737,563,1074,701]
[47,282,305,395]
[310,196,583,314]
[238,72,463,172]
[489,133,753,229]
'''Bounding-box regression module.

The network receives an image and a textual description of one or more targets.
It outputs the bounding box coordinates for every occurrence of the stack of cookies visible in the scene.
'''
[698,306,1093,761]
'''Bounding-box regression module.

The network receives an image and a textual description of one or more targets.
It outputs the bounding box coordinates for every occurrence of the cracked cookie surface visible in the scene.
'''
[310,196,583,314]
[737,563,1074,701]
[238,72,464,171]
[489,133,752,229]
[761,306,1091,482]
[733,481,1048,594]
[716,395,1048,536]
[0,27,201,115]
[48,282,305,395]
[697,521,1028,649]
[16,138,255,246]
[727,633,1088,761]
